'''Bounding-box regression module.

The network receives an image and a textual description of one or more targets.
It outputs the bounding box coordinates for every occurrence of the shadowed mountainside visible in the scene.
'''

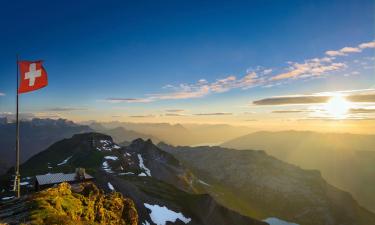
[158,142,375,225]
[221,130,375,212]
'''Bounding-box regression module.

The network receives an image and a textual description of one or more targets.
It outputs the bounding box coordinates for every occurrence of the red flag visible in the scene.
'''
[18,60,48,94]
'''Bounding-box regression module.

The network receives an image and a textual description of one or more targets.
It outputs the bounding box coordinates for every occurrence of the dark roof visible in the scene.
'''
[35,172,94,185]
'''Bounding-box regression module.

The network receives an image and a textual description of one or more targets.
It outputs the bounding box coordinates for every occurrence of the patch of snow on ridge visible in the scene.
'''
[104,156,118,160]
[102,161,114,173]
[142,221,150,225]
[144,203,191,225]
[137,154,151,176]
[118,172,134,176]
[198,179,210,186]
[263,217,299,225]
[1,196,15,201]
[57,156,72,166]
[113,144,121,149]
[107,182,115,191]
[20,182,29,186]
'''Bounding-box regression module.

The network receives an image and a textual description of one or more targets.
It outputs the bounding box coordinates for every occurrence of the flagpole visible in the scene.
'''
[15,54,20,198]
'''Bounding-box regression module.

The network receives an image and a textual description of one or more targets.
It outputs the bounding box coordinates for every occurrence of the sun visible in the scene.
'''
[325,95,351,119]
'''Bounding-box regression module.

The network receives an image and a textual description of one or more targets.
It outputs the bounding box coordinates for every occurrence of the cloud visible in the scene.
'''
[325,40,374,57]
[46,107,88,111]
[347,94,375,103]
[349,108,375,114]
[193,112,232,116]
[148,84,210,100]
[325,50,345,57]
[340,47,361,53]
[263,69,273,75]
[254,95,329,105]
[129,114,155,118]
[271,110,306,113]
[359,41,375,49]
[0,92,5,96]
[270,58,346,81]
[164,113,185,116]
[165,109,185,113]
[105,72,259,103]
[105,98,152,103]
[253,90,375,106]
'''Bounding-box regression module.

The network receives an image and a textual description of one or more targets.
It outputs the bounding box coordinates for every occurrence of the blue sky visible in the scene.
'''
[0,0,374,130]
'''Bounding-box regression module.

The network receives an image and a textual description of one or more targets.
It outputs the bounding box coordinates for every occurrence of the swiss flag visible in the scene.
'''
[18,61,48,94]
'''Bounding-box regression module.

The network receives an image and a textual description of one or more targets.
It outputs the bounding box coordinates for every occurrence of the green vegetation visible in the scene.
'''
[28,182,138,225]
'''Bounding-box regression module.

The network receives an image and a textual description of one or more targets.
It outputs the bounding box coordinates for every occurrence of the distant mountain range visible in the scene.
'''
[221,130,375,213]
[0,118,92,175]
[2,132,374,225]
[87,121,252,146]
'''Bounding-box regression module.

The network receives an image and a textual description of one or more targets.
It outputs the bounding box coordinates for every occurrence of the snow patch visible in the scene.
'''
[102,161,114,173]
[104,156,118,160]
[1,196,15,201]
[263,217,299,225]
[137,154,151,176]
[118,172,135,176]
[57,156,72,166]
[107,182,115,191]
[97,139,117,151]
[142,221,151,225]
[198,179,210,186]
[20,182,29,186]
[144,203,191,225]
[138,172,147,177]
[113,144,121,149]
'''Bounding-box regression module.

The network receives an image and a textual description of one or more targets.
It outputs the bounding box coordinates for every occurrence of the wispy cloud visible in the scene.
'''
[164,113,186,116]
[46,107,88,111]
[193,112,232,116]
[270,58,346,81]
[104,40,374,103]
[165,109,185,113]
[0,92,5,96]
[129,114,155,118]
[253,89,375,106]
[349,108,375,114]
[271,110,306,113]
[325,40,375,56]
[105,98,152,103]
[254,95,329,105]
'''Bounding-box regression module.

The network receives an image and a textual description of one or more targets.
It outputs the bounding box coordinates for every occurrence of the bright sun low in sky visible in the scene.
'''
[324,95,351,119]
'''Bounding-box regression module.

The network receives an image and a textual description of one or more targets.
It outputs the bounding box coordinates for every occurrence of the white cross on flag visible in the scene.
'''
[18,60,48,94]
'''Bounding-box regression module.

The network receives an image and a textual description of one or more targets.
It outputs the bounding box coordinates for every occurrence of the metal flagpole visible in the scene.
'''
[15,54,20,198]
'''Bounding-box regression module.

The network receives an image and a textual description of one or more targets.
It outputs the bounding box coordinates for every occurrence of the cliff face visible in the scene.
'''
[0,182,138,225]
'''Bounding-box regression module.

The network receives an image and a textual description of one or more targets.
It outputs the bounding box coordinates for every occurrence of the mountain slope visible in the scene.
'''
[221,130,375,212]
[158,143,375,225]
[0,133,265,225]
